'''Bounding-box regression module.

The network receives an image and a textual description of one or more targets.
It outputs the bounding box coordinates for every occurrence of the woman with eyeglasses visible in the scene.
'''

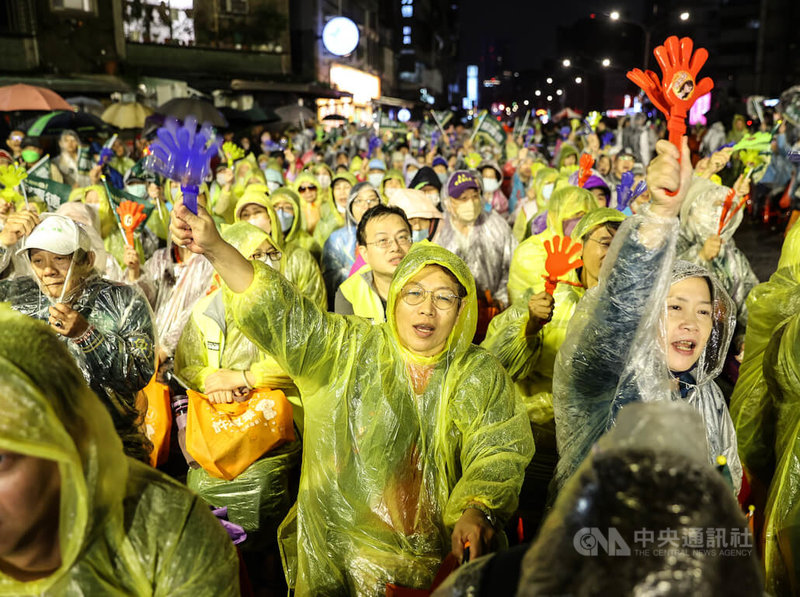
[169,198,533,595]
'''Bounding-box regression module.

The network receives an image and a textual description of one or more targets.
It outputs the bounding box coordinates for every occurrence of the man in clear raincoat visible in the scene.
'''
[551,139,742,497]
[169,199,534,596]
[0,214,154,462]
[0,305,239,595]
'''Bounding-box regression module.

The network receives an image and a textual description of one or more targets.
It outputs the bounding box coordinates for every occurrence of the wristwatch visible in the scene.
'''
[465,502,496,528]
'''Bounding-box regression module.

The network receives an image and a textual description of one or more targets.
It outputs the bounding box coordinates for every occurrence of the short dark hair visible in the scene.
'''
[356,204,412,246]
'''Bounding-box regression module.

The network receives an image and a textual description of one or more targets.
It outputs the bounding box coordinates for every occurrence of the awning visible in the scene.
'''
[230,79,351,100]
[0,74,131,94]
[372,95,416,108]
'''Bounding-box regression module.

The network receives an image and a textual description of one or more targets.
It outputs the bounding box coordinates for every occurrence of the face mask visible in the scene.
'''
[368,173,384,188]
[126,185,147,199]
[276,209,294,233]
[455,200,479,223]
[483,178,500,193]
[267,181,281,193]
[437,172,448,184]
[542,183,555,201]
[411,228,428,243]
[259,255,280,270]
[425,191,440,206]
[216,173,228,186]
[247,214,270,232]
[21,149,39,163]
[406,169,418,181]
[385,187,399,200]
[317,174,331,189]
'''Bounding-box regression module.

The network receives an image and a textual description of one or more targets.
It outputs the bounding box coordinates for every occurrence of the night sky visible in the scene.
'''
[458,0,645,71]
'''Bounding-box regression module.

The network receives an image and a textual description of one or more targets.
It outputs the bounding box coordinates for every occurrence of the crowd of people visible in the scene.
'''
[0,103,799,596]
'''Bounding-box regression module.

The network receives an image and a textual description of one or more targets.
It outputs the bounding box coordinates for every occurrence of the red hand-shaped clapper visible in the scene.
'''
[578,153,595,188]
[542,235,584,295]
[627,36,714,151]
[116,200,147,247]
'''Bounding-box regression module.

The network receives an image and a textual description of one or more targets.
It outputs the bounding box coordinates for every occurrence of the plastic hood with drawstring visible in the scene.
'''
[677,176,759,339]
[225,241,533,595]
[233,198,326,309]
[551,213,742,496]
[270,186,322,261]
[321,181,375,307]
[0,235,156,462]
[436,172,517,306]
[0,305,239,595]
[730,223,800,595]
[508,186,599,303]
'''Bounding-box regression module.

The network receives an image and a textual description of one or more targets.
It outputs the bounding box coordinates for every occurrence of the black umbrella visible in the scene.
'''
[155,98,227,128]
[24,110,115,139]
[323,114,348,122]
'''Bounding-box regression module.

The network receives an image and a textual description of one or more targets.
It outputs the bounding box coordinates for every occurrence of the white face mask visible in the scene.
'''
[267,181,281,193]
[368,173,384,188]
[542,183,555,201]
[455,200,479,223]
[437,172,448,184]
[385,187,399,200]
[216,173,228,187]
[247,214,270,232]
[483,178,500,193]
[425,191,440,206]
[317,174,331,189]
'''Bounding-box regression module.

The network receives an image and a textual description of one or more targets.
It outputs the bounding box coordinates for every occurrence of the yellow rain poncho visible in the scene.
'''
[271,186,322,261]
[507,186,598,303]
[380,169,406,203]
[512,166,556,242]
[0,305,238,596]
[234,189,326,309]
[730,224,800,595]
[175,221,302,539]
[312,170,350,250]
[226,241,533,595]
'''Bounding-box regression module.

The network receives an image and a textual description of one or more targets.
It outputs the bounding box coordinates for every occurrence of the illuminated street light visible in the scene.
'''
[546,77,553,84]
[547,95,553,102]
[680,11,690,21]
[524,99,530,106]
[575,76,583,84]
[562,58,571,67]
[556,89,563,96]
[610,10,620,20]
[601,58,611,67]
[534,89,542,96]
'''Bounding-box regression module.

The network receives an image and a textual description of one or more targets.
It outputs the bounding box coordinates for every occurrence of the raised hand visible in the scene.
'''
[646,137,693,219]
[543,235,583,295]
[616,171,647,212]
[116,200,147,247]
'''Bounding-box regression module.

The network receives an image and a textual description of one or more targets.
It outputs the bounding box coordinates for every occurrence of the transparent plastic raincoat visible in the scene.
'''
[551,214,742,496]
[507,186,599,303]
[225,241,533,595]
[0,306,239,596]
[436,173,517,307]
[517,402,761,597]
[138,246,215,357]
[321,180,365,307]
[730,224,800,595]
[271,186,322,262]
[677,176,759,342]
[234,191,326,309]
[175,221,302,538]
[0,262,155,462]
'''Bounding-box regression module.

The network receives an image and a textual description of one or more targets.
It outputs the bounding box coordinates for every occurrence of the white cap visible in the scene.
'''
[18,214,92,256]
[388,188,443,220]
